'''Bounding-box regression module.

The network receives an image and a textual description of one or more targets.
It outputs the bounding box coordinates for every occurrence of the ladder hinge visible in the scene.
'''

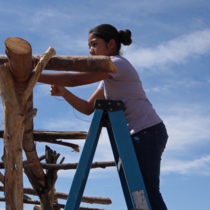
[94,99,125,111]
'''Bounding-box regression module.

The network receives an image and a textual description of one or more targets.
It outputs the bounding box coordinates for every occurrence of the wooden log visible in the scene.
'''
[0,130,86,152]
[33,130,87,140]
[0,130,87,140]
[40,161,115,170]
[32,130,87,152]
[0,63,25,210]
[22,93,46,186]
[0,198,106,210]
[33,55,117,73]
[41,145,59,209]
[0,37,55,209]
[24,146,60,210]
[3,37,48,188]
[5,37,32,82]
[22,47,56,188]
[0,160,116,170]
[0,54,117,73]
[36,139,80,152]
[21,47,56,107]
[0,172,4,184]
[0,186,112,205]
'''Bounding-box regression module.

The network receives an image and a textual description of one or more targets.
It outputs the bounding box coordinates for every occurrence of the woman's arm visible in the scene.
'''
[50,85,105,115]
[38,72,111,87]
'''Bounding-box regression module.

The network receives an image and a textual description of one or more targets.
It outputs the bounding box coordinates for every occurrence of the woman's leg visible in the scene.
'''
[131,123,168,210]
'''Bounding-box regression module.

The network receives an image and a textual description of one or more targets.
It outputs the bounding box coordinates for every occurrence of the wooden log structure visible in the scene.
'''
[0,37,32,210]
[0,54,117,73]
[0,185,112,205]
[24,146,61,209]
[0,37,56,210]
[0,37,117,210]
[0,186,112,207]
[0,130,87,152]
[0,63,24,209]
[0,160,116,171]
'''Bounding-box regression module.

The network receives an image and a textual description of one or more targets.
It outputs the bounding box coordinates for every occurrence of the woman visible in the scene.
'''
[38,24,168,210]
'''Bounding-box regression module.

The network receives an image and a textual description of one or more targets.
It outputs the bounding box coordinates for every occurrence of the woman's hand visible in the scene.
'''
[50,85,66,97]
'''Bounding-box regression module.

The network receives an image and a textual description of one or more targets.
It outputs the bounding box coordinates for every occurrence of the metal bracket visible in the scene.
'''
[94,99,125,111]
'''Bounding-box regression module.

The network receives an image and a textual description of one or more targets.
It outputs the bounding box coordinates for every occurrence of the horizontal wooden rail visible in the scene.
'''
[0,54,117,73]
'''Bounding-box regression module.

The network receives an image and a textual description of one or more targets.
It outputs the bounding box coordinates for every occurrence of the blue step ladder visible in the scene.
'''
[64,99,151,210]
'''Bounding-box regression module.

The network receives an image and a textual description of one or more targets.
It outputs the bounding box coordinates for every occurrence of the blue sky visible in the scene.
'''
[0,0,210,209]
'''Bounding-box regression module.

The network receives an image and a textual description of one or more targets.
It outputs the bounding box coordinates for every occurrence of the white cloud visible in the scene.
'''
[124,29,210,69]
[145,76,207,94]
[159,102,210,176]
[163,105,210,151]
[162,155,210,176]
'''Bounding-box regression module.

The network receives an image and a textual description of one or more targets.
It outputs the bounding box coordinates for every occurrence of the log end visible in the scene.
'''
[5,37,31,55]
[4,37,32,82]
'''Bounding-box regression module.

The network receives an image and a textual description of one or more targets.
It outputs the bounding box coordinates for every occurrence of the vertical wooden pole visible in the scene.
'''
[0,37,33,210]
[1,38,56,209]
[0,64,25,210]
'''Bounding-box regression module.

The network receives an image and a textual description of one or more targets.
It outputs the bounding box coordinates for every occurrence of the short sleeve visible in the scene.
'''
[98,81,104,90]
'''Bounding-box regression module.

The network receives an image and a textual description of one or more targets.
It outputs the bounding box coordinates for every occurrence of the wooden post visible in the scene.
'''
[0,37,116,209]
[0,63,24,209]
[0,37,56,210]
[1,37,33,210]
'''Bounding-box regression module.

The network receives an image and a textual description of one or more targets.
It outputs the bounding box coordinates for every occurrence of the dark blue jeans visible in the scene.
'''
[131,122,168,210]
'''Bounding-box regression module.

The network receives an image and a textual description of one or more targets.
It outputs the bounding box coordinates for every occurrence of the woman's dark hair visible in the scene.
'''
[89,24,132,54]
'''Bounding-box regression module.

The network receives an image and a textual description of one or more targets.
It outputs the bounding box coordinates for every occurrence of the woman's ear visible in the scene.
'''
[108,39,116,51]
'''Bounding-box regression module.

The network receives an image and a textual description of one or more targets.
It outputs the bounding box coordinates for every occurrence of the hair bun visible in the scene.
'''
[119,29,132,46]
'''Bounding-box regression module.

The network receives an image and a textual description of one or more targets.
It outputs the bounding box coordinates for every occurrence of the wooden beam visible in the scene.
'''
[0,130,87,152]
[0,54,117,73]
[33,130,87,140]
[0,130,87,139]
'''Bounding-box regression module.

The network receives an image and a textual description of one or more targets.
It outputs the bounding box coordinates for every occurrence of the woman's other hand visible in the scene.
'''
[50,85,66,97]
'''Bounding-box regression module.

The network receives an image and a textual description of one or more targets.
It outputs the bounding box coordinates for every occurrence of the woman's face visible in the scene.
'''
[88,33,114,56]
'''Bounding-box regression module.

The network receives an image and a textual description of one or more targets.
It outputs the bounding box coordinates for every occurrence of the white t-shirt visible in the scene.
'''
[98,55,162,135]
